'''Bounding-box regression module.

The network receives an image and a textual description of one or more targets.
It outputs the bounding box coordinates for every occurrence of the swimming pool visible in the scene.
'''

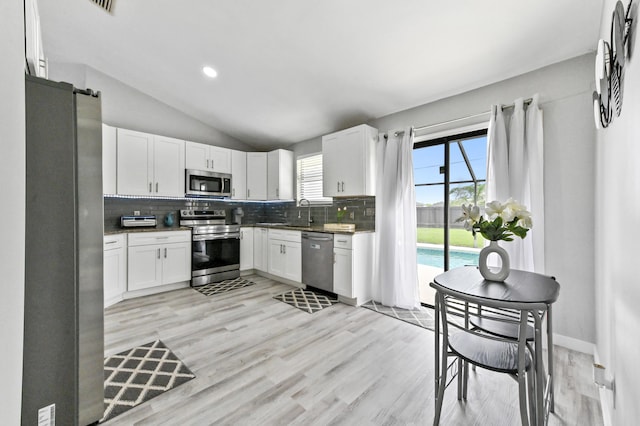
[417,247,479,269]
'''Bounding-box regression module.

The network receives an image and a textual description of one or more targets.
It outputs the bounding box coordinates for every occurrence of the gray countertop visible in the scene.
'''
[104,226,192,235]
[241,223,375,234]
[105,224,374,235]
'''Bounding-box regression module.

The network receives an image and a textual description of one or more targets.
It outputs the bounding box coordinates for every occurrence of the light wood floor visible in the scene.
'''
[104,275,603,425]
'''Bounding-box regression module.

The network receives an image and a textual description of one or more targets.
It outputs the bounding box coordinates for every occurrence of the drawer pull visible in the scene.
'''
[105,240,118,245]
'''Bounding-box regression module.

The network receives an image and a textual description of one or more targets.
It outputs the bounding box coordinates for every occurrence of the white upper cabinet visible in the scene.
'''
[323,124,377,197]
[246,152,267,200]
[185,141,231,173]
[184,141,208,171]
[102,124,117,194]
[117,129,153,196]
[153,135,186,196]
[116,128,185,197]
[210,146,232,173]
[267,149,294,200]
[231,150,247,200]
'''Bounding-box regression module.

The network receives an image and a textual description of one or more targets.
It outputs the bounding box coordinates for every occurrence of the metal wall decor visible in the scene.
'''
[593,0,634,129]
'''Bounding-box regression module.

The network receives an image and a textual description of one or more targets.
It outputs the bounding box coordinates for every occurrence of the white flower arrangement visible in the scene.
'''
[456,198,532,241]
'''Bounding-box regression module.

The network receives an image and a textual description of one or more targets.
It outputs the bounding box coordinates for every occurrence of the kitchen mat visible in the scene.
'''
[193,277,255,296]
[274,288,339,314]
[361,300,436,331]
[102,340,195,423]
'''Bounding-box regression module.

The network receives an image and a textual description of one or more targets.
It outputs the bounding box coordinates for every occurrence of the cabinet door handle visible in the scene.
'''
[233,188,235,197]
[149,182,152,193]
[341,181,345,192]
[157,248,160,259]
[240,231,243,240]
[283,245,286,254]
[164,248,167,258]
[247,188,250,197]
[337,181,340,192]
[156,182,159,192]
[206,159,209,169]
[276,188,279,197]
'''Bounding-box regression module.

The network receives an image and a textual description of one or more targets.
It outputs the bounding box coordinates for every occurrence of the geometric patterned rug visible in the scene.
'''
[101,340,195,423]
[274,288,339,314]
[193,277,255,296]
[361,300,436,331]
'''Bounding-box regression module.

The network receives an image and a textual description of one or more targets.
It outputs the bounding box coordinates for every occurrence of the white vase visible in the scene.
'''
[478,240,510,281]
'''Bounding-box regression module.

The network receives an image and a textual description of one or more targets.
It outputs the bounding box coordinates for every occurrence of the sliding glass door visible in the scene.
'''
[413,129,487,306]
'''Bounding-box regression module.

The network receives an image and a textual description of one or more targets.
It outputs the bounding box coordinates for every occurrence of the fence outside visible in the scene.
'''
[417,205,484,228]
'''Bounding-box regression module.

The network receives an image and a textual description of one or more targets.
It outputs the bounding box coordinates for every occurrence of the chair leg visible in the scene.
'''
[518,371,530,426]
[526,368,536,426]
[433,347,448,425]
[457,358,463,400]
[463,360,468,400]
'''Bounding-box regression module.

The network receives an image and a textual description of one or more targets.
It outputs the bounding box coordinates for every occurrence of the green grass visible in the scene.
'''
[417,227,485,248]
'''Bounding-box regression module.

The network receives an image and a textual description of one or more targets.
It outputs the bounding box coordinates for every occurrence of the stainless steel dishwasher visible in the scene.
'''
[301,231,334,293]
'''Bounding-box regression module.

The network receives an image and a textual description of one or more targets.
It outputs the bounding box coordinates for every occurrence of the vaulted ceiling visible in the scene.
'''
[39,0,603,149]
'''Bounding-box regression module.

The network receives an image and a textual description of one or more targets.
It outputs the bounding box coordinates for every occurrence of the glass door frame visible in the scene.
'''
[414,128,487,272]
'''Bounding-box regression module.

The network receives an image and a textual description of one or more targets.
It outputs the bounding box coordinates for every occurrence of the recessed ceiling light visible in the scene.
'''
[202,66,218,78]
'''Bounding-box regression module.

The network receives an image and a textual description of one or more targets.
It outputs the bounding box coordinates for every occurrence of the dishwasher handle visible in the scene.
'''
[302,234,332,242]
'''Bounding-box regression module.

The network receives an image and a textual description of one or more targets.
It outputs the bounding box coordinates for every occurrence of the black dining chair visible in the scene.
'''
[432,285,537,426]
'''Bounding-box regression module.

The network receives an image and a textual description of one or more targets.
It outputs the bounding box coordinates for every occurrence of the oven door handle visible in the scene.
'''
[192,233,241,241]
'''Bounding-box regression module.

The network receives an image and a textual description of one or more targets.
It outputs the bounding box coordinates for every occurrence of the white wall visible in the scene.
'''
[291,54,597,347]
[595,1,640,423]
[48,62,256,151]
[0,0,25,423]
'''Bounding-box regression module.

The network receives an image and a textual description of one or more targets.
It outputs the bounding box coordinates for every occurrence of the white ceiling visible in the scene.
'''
[39,0,603,149]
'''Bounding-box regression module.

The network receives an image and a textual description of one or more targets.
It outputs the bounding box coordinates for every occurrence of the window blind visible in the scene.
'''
[296,153,331,204]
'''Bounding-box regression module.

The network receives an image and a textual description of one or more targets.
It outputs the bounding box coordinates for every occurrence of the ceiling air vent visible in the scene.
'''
[90,0,114,13]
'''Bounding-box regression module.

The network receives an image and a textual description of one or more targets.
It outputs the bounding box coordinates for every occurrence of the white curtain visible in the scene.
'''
[372,127,420,309]
[486,95,545,273]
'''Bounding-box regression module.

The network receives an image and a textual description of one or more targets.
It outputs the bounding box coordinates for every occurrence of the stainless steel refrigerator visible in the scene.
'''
[22,75,104,425]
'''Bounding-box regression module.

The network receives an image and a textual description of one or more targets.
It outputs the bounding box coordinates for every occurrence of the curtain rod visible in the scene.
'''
[385,98,534,138]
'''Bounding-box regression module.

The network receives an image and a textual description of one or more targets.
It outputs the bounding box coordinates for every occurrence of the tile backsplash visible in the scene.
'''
[104,196,375,231]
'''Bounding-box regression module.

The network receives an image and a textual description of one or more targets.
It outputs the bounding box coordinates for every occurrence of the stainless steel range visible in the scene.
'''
[180,209,240,286]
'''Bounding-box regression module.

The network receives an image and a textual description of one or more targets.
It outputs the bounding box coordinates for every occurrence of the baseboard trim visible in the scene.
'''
[254,270,305,289]
[552,333,595,355]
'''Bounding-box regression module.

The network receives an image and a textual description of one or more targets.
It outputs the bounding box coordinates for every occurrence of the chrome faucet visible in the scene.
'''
[299,198,313,226]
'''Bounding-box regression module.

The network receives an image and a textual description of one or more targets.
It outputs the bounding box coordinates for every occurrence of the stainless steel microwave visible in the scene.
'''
[185,169,232,197]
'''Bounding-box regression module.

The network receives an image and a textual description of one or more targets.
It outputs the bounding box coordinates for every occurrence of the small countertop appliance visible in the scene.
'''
[121,215,157,228]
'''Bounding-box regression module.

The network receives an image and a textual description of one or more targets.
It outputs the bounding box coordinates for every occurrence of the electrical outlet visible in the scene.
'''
[349,211,355,220]
[133,211,140,216]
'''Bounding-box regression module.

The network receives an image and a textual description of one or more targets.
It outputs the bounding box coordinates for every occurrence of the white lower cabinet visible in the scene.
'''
[127,231,191,292]
[104,234,126,308]
[268,229,301,282]
[240,227,254,271]
[253,227,269,272]
[333,233,374,305]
